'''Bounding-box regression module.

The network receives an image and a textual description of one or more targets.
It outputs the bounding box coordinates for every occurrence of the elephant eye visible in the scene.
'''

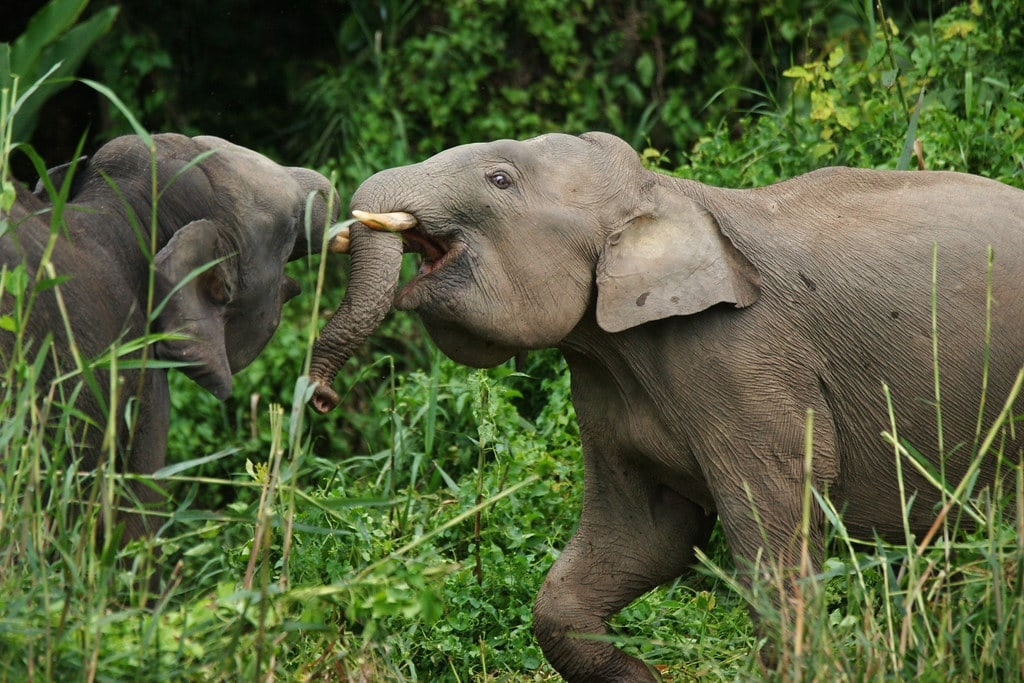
[486,171,512,190]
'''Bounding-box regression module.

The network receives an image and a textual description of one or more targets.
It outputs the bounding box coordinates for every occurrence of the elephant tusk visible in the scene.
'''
[351,209,418,232]
[327,219,353,253]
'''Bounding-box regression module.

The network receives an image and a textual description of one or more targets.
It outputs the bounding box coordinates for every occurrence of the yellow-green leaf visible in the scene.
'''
[810,90,835,121]
[783,65,814,82]
[835,106,860,130]
[828,46,845,69]
[942,20,977,40]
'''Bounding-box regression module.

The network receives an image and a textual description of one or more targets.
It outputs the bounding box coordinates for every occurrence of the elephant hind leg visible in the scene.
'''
[533,470,716,682]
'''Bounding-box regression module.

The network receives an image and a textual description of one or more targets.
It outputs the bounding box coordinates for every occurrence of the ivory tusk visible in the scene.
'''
[327,219,354,253]
[351,209,418,232]
[329,234,350,254]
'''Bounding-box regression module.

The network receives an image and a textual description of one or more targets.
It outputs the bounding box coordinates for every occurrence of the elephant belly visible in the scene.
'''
[823,370,1021,541]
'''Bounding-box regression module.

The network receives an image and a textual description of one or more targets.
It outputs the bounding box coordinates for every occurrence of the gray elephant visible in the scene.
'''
[307,131,1024,681]
[1,133,350,546]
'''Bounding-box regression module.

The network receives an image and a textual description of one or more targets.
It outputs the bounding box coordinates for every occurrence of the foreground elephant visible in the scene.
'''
[1,133,346,545]
[308,132,1024,680]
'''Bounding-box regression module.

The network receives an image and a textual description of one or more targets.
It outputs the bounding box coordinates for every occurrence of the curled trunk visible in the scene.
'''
[308,223,404,413]
[288,167,342,259]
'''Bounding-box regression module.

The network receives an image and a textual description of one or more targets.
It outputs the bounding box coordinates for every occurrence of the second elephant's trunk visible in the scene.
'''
[307,223,404,413]
[289,167,342,260]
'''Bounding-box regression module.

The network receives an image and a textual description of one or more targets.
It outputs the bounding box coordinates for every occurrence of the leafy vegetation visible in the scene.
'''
[0,0,118,145]
[1,0,1023,681]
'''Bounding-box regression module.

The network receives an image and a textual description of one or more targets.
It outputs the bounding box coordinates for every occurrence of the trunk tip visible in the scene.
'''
[309,382,341,414]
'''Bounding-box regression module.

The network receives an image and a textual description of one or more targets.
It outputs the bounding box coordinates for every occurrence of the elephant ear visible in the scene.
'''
[34,156,89,199]
[595,193,760,333]
[153,218,238,400]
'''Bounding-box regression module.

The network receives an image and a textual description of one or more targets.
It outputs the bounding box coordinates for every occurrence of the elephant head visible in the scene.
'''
[3,133,350,547]
[306,132,759,391]
[47,133,344,400]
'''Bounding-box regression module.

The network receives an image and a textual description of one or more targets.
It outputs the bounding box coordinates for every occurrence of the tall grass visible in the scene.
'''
[0,75,480,681]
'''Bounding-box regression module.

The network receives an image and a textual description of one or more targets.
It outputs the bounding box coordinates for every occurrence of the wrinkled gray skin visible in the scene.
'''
[1,133,339,544]
[316,131,1024,681]
[307,222,403,413]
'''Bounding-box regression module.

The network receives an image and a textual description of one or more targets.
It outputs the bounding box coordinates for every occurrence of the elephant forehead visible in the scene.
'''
[195,136,285,175]
[494,134,594,165]
[424,134,586,168]
[209,156,302,210]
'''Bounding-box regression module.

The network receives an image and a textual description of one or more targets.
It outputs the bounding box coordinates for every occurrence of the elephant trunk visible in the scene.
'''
[307,223,404,413]
[289,167,342,260]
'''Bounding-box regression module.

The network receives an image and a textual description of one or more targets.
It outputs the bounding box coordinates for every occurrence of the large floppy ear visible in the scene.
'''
[153,219,238,400]
[595,192,760,333]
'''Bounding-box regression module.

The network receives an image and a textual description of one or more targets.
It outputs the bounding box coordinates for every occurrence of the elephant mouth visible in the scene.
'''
[397,227,464,303]
[403,228,449,274]
[349,208,462,307]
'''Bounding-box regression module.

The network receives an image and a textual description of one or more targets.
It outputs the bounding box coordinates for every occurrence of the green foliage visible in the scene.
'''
[0,0,118,145]
[87,24,172,139]
[679,0,1024,187]
[278,354,584,676]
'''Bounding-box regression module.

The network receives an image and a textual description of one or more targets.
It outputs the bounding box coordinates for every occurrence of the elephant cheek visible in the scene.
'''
[225,306,282,373]
[393,278,431,313]
[156,336,233,401]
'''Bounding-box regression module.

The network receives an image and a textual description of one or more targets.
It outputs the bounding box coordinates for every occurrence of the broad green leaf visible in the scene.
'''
[636,53,654,88]
[8,0,88,88]
[10,6,118,144]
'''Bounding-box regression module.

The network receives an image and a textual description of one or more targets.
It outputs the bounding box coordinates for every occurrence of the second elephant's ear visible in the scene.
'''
[595,193,760,333]
[34,156,89,199]
[153,219,238,400]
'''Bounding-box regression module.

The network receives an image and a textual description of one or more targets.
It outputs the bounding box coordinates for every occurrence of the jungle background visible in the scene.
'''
[2,0,1022,680]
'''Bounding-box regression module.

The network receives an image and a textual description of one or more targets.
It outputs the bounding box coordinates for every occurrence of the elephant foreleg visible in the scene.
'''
[704,438,832,670]
[111,372,172,595]
[533,454,716,682]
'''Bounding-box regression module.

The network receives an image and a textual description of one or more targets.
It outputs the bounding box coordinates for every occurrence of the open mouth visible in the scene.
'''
[351,209,462,303]
[402,227,459,278]
[396,226,466,308]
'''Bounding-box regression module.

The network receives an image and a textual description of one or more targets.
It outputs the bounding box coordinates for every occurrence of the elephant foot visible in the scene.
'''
[533,598,660,682]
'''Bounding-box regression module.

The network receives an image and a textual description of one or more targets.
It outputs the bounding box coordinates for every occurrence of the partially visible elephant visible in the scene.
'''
[0,133,350,546]
[308,131,1024,680]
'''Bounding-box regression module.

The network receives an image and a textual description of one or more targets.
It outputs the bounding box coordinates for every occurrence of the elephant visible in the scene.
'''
[306,131,1024,681]
[0,133,355,549]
